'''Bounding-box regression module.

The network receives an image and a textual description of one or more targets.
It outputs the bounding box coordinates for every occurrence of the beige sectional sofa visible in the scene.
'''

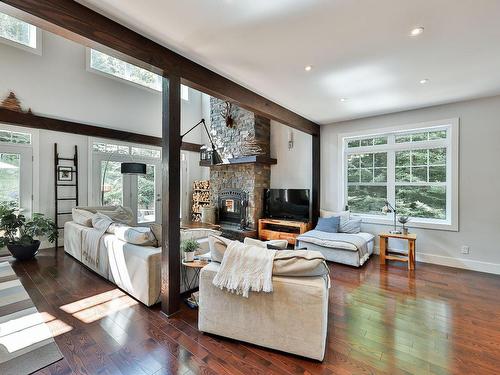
[64,206,219,306]
[198,236,330,361]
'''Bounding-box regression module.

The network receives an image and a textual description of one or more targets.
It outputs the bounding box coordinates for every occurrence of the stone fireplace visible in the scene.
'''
[207,97,274,230]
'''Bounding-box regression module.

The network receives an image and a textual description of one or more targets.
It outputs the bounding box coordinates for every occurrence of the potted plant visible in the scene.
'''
[0,203,57,260]
[398,215,410,235]
[181,239,199,262]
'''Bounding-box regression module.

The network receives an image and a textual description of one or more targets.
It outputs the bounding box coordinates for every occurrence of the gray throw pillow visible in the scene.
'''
[339,218,362,234]
[315,216,340,233]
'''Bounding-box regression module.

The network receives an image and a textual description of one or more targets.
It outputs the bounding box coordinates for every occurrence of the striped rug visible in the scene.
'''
[0,262,63,374]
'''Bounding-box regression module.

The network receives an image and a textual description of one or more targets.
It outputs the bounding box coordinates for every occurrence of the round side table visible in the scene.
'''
[181,259,209,291]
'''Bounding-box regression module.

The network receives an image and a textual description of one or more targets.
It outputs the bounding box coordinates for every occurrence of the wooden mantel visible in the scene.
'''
[200,155,277,167]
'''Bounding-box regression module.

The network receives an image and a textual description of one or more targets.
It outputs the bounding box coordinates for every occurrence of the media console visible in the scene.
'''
[258,218,312,246]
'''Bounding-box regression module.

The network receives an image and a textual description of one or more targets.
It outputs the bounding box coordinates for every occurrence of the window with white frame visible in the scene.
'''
[341,120,458,229]
[0,12,40,53]
[87,49,189,100]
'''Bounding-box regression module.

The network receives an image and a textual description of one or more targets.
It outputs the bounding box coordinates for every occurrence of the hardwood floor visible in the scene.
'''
[9,248,500,375]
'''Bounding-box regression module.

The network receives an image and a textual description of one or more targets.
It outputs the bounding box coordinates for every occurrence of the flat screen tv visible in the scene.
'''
[264,189,310,222]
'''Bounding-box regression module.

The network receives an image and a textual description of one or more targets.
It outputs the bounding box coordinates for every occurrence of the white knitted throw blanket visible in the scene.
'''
[212,241,276,298]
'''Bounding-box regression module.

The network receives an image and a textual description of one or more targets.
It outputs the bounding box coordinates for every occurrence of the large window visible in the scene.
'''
[88,49,189,99]
[0,12,40,53]
[341,120,458,230]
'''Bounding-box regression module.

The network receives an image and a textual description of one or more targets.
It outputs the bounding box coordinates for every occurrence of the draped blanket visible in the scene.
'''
[212,241,276,298]
[82,214,113,269]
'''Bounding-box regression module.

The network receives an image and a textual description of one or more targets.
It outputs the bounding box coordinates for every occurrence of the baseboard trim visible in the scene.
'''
[373,246,499,275]
[415,252,500,275]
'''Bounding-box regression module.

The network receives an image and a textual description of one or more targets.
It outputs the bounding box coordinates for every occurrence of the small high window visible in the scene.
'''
[88,49,189,100]
[0,12,39,52]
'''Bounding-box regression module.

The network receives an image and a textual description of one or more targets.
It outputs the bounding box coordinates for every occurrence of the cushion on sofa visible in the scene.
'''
[97,206,134,225]
[320,209,350,224]
[243,237,288,250]
[315,216,340,233]
[72,208,94,227]
[273,250,329,277]
[112,225,157,246]
[208,235,233,263]
[150,223,161,244]
[339,218,362,234]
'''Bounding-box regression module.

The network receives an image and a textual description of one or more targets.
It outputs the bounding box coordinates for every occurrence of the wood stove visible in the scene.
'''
[218,189,248,229]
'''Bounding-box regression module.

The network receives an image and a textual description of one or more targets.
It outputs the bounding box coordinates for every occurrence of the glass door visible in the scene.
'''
[136,164,161,224]
[0,145,32,216]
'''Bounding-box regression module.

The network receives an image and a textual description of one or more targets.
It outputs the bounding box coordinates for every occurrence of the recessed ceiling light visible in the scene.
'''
[410,27,424,36]
[304,65,313,72]
[340,98,348,102]
[419,78,429,84]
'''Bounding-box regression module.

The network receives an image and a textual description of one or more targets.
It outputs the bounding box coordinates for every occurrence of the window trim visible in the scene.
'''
[337,118,459,231]
[0,13,42,55]
[85,48,189,100]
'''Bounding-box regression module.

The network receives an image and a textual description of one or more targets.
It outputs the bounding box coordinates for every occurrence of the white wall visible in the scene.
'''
[0,29,204,143]
[0,29,206,246]
[322,95,500,274]
[270,120,312,190]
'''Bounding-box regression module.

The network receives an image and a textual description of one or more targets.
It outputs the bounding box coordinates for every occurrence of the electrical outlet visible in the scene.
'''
[461,246,470,254]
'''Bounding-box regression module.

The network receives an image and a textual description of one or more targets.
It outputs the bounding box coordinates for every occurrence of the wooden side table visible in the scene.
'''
[181,259,209,291]
[379,233,417,270]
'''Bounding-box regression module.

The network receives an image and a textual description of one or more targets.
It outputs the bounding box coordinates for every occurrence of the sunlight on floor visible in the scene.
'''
[60,288,126,314]
[0,311,72,353]
[60,288,138,324]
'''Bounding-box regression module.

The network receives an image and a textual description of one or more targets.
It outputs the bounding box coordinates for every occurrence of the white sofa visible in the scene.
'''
[64,206,219,306]
[198,236,330,361]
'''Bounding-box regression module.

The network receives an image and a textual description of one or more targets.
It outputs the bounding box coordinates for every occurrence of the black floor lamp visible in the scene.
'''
[181,119,222,165]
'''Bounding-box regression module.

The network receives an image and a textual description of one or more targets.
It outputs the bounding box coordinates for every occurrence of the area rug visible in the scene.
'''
[0,262,63,375]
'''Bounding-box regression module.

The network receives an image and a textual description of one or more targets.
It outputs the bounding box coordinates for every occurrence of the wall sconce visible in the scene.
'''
[288,129,294,150]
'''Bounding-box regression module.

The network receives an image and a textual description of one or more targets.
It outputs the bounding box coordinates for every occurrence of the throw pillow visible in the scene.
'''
[150,223,161,245]
[339,218,362,234]
[315,216,340,233]
[113,225,157,246]
[208,235,233,263]
[97,206,134,225]
[273,250,329,277]
[320,209,350,224]
[72,208,94,227]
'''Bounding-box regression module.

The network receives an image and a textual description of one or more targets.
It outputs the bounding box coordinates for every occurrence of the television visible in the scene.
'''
[264,189,310,222]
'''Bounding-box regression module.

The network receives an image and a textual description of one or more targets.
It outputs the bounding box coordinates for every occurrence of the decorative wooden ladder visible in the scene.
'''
[54,143,79,253]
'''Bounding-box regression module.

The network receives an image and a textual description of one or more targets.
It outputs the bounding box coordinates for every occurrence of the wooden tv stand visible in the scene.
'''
[258,218,312,245]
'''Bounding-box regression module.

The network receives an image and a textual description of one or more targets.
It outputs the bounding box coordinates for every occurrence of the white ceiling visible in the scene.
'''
[76,0,500,124]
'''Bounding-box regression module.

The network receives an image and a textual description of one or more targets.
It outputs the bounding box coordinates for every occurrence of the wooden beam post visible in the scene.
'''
[160,75,181,316]
[311,133,321,225]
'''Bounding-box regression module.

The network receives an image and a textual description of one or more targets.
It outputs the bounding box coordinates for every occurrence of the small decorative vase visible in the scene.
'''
[402,227,409,235]
[184,251,195,262]
[7,240,41,261]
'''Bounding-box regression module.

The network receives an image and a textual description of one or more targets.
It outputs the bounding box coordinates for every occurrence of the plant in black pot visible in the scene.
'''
[0,203,57,260]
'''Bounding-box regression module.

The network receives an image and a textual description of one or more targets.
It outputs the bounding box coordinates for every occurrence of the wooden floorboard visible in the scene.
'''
[8,248,500,375]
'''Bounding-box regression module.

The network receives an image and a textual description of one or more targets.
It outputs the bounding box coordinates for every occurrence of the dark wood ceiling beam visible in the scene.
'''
[0,108,201,152]
[0,0,320,136]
